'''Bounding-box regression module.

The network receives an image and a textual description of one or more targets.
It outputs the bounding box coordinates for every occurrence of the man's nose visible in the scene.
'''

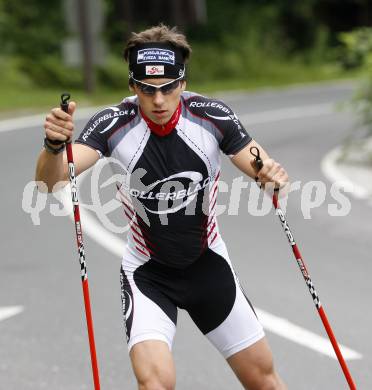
[152,90,165,106]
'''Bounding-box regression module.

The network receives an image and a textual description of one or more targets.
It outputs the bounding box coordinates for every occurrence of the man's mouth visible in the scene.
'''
[152,110,168,118]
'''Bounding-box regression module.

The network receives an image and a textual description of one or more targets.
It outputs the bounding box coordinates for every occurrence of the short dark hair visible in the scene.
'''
[123,24,192,63]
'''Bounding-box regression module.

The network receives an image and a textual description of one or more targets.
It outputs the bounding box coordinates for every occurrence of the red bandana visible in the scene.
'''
[140,102,182,137]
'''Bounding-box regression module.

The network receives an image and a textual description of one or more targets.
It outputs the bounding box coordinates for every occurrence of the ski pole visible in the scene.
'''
[250,146,356,390]
[61,93,101,390]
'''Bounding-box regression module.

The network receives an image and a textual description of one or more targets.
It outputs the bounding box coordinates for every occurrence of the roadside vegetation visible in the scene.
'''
[337,27,372,165]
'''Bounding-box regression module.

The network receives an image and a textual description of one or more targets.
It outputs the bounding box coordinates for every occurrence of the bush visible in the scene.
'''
[339,28,372,138]
[0,56,34,89]
[339,27,372,70]
[97,56,129,89]
[20,56,83,89]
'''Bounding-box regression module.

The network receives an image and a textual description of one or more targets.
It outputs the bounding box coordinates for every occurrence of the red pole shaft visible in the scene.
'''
[82,279,101,390]
[61,93,101,389]
[318,307,356,390]
[272,193,356,389]
[66,141,101,390]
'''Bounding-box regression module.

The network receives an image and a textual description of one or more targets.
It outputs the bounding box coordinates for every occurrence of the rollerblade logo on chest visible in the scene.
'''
[125,171,210,214]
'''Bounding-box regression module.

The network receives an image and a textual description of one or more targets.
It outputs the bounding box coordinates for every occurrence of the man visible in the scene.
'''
[36,24,288,389]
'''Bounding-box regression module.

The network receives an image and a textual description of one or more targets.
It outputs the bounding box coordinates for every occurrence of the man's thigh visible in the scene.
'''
[120,265,177,351]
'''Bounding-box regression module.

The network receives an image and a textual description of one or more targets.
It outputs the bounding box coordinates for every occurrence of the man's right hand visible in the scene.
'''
[44,101,76,144]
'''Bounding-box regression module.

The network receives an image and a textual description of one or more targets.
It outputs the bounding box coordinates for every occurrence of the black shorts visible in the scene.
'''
[120,239,264,359]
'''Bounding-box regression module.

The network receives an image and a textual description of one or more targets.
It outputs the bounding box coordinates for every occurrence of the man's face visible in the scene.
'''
[131,78,186,125]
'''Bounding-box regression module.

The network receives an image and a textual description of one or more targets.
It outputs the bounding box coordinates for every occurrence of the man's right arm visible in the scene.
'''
[35,101,99,192]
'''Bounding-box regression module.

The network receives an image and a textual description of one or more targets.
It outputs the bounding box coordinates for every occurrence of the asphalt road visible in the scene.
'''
[1,82,371,389]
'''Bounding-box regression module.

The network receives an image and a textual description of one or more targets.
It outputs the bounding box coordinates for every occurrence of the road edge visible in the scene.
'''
[321,145,371,200]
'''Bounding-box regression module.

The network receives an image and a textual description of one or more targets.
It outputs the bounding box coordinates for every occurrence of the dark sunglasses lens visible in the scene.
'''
[138,83,156,95]
[160,80,179,94]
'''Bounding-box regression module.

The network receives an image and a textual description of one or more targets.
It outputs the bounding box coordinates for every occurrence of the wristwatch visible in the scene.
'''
[43,137,66,154]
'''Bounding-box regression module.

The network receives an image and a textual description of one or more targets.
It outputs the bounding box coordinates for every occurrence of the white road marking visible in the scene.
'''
[256,308,362,360]
[59,184,362,361]
[0,306,24,323]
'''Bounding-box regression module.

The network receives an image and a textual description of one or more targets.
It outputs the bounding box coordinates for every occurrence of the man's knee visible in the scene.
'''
[137,363,175,390]
[131,340,176,390]
[250,372,283,390]
[227,338,286,390]
[239,366,284,390]
[138,373,175,390]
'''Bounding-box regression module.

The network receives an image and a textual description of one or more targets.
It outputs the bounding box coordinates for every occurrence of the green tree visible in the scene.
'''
[0,0,65,60]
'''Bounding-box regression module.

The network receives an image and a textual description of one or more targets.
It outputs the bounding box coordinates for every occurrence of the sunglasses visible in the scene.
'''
[131,75,184,96]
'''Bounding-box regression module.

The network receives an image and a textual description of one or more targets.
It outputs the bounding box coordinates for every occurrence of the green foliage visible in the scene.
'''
[0,0,367,98]
[186,0,335,61]
[21,57,83,88]
[339,28,372,70]
[186,2,285,84]
[0,0,71,88]
[0,56,34,89]
[0,0,65,60]
[339,28,372,138]
[187,1,286,54]
[97,56,129,89]
[185,0,339,86]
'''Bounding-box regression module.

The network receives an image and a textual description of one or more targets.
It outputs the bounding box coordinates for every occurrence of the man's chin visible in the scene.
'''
[151,116,171,125]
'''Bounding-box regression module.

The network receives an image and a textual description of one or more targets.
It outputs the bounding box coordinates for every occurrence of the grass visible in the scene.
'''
[193,61,362,92]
